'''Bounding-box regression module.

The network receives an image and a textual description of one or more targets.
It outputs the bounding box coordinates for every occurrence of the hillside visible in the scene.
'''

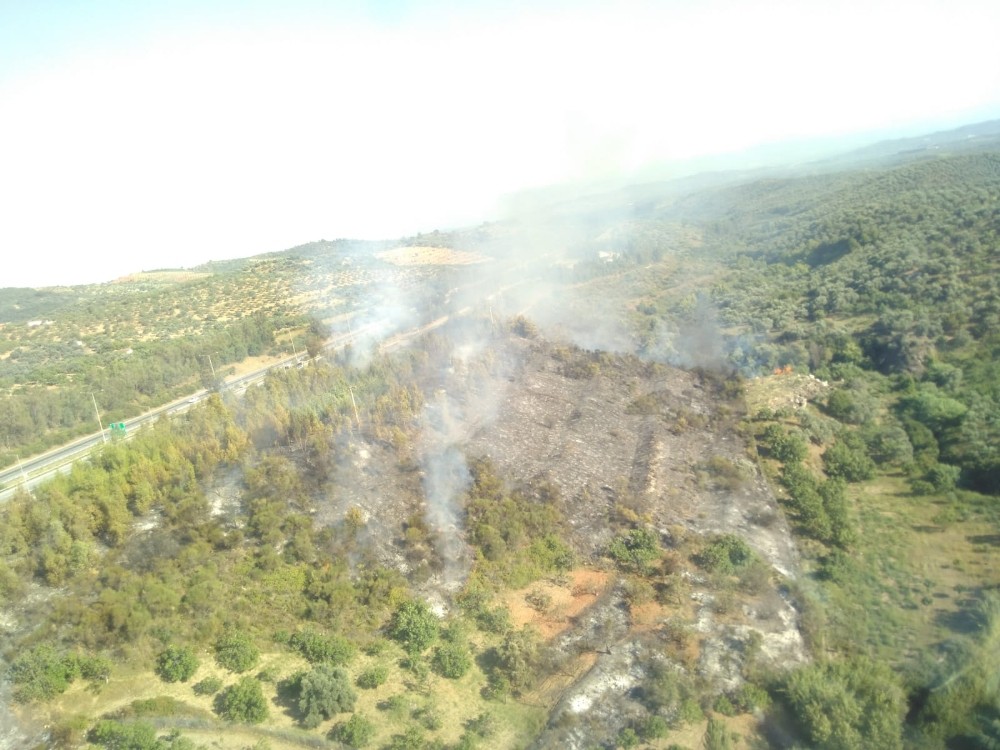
[2,123,1000,749]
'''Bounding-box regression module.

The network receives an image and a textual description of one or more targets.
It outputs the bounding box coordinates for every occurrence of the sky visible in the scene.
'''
[1,0,999,287]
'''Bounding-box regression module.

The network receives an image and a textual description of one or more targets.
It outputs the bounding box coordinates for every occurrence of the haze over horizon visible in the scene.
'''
[2,0,999,288]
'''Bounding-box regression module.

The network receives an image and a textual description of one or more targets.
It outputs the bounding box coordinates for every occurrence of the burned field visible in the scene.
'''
[301,328,807,746]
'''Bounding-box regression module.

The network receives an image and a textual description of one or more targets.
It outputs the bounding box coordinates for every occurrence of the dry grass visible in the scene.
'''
[376,246,491,266]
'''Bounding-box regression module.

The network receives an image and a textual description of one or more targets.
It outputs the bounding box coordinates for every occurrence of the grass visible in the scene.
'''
[42,635,549,749]
[801,472,1000,663]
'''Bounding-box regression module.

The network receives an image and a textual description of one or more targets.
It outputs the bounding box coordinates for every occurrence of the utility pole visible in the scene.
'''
[348,385,361,429]
[16,455,29,487]
[15,455,34,498]
[206,354,217,381]
[92,393,107,444]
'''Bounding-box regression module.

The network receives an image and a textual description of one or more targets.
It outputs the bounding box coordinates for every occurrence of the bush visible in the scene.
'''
[218,676,268,723]
[822,432,876,482]
[297,665,356,728]
[696,535,755,575]
[8,645,77,702]
[432,641,472,679]
[331,713,376,748]
[639,714,669,740]
[214,632,259,673]
[608,527,660,571]
[467,711,498,737]
[733,683,771,712]
[388,600,438,655]
[88,720,161,750]
[156,645,199,683]
[193,676,224,696]
[475,606,512,634]
[782,657,905,749]
[385,726,427,750]
[288,630,356,666]
[356,665,388,689]
[703,717,734,750]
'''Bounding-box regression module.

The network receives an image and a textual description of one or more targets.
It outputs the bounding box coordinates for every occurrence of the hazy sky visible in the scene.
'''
[2,0,999,287]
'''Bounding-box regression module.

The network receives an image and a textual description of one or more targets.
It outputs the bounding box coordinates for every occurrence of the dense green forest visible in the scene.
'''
[3,130,1000,749]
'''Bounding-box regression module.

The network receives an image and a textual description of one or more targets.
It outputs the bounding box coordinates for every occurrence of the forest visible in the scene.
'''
[2,125,1000,749]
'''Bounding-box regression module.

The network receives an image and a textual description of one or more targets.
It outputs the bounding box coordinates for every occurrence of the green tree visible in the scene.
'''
[214,632,259,673]
[330,712,376,748]
[703,717,734,750]
[822,432,876,482]
[288,630,355,666]
[607,527,660,571]
[298,665,356,728]
[218,676,268,724]
[388,600,438,655]
[432,641,472,679]
[696,534,755,575]
[356,665,388,689]
[783,657,905,750]
[88,719,162,750]
[8,644,76,702]
[155,645,199,683]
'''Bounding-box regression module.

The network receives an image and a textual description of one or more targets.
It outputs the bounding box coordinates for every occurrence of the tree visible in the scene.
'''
[607,527,660,572]
[218,676,268,724]
[288,630,355,666]
[822,432,876,482]
[432,641,472,679]
[8,645,76,702]
[703,717,734,750]
[88,719,162,750]
[388,600,438,655]
[214,632,259,673]
[696,534,755,575]
[783,657,905,750]
[330,713,376,748]
[156,645,199,683]
[298,665,356,728]
[356,665,388,689]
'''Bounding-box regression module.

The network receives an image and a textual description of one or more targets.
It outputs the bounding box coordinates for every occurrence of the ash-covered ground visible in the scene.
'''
[306,328,807,747]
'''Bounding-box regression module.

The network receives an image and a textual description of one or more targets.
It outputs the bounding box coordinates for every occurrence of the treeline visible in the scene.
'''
[0,335,582,747]
[0,314,279,467]
[630,151,1000,493]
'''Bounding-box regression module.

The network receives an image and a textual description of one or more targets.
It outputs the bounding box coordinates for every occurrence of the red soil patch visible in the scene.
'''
[504,568,610,640]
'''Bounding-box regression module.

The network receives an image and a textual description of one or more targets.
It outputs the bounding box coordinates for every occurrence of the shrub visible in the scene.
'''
[822,432,876,482]
[733,683,771,712]
[88,720,160,750]
[388,600,438,655]
[331,713,376,748]
[432,641,472,679]
[696,535,755,575]
[639,714,669,740]
[193,676,224,696]
[218,676,268,724]
[156,645,199,683]
[356,665,388,689]
[298,665,356,728]
[467,711,498,737]
[608,527,661,571]
[8,645,77,702]
[713,694,737,716]
[289,630,356,666]
[214,632,259,673]
[782,657,905,749]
